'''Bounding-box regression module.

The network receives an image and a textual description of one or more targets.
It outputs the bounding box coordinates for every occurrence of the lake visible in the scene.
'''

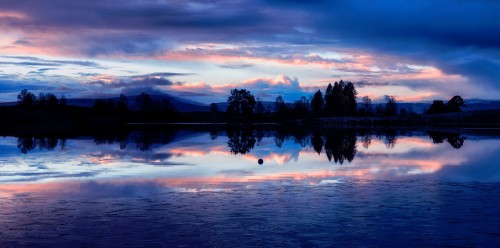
[1,127,499,247]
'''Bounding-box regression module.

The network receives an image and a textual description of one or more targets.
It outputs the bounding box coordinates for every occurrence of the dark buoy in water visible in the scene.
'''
[258,158,264,165]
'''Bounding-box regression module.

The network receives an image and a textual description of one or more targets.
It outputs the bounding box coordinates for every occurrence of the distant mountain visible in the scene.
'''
[0,93,208,112]
[461,99,500,111]
[126,94,207,112]
[371,102,431,114]
[72,94,208,112]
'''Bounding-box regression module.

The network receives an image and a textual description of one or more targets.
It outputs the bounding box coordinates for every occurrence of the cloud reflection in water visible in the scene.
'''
[0,129,498,197]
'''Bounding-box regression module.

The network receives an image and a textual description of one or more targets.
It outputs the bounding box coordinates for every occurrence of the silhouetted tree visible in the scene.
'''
[311,90,324,116]
[427,95,465,114]
[384,95,397,116]
[332,81,345,115]
[92,99,108,115]
[446,95,465,112]
[375,104,384,115]
[37,93,48,108]
[361,96,372,115]
[156,99,175,114]
[343,82,357,115]
[106,99,115,113]
[274,95,287,115]
[209,103,219,113]
[36,93,58,109]
[293,96,309,116]
[255,99,265,114]
[427,100,447,114]
[17,89,36,109]
[117,93,129,115]
[323,80,358,116]
[47,93,58,110]
[226,89,256,117]
[399,106,414,116]
[324,83,334,116]
[59,94,67,108]
[135,92,154,113]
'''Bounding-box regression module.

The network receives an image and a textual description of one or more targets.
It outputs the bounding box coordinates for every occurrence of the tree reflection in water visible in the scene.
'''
[209,130,219,140]
[15,129,466,165]
[17,136,65,154]
[324,131,357,164]
[427,131,465,149]
[361,135,372,149]
[226,128,256,155]
[310,132,324,155]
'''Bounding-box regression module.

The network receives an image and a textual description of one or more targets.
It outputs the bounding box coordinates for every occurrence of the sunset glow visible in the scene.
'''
[1,1,500,103]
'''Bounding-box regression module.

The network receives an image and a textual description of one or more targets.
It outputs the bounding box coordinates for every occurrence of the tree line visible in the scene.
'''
[17,89,67,110]
[11,85,466,125]
[13,89,177,124]
[221,80,408,118]
[426,96,465,114]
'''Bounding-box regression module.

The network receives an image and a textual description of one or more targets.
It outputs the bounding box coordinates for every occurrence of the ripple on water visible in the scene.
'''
[0,179,499,247]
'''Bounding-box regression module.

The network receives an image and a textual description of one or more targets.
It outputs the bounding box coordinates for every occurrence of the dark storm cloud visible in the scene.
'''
[0,0,270,30]
[120,87,167,96]
[27,68,55,76]
[0,0,296,55]
[13,39,31,45]
[355,81,397,88]
[90,77,174,89]
[89,71,190,92]
[282,0,500,90]
[2,0,500,91]
[77,72,101,77]
[173,91,213,98]
[133,72,194,78]
[0,56,102,68]
[79,34,173,56]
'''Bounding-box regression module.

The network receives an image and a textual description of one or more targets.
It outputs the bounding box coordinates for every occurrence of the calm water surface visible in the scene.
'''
[0,129,499,247]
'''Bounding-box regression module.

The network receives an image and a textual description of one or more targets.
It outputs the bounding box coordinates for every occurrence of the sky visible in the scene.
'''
[1,0,500,104]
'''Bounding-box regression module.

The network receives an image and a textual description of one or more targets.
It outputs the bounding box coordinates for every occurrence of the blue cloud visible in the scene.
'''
[1,0,500,95]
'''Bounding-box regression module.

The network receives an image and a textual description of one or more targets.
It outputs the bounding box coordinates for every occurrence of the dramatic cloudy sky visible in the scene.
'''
[1,0,500,103]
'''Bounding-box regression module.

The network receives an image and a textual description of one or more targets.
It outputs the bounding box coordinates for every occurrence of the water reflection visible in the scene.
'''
[427,131,465,149]
[3,127,500,192]
[227,128,257,155]
[17,136,66,154]
[14,129,466,165]
[1,128,499,247]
